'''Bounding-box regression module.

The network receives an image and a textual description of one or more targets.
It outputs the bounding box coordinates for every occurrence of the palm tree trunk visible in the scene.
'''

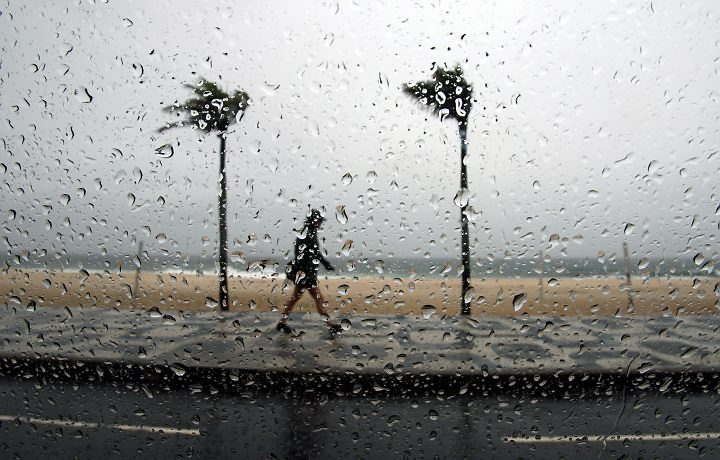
[459,124,471,315]
[218,133,229,311]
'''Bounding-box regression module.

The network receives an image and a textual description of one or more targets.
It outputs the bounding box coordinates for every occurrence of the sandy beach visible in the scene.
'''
[1,268,717,318]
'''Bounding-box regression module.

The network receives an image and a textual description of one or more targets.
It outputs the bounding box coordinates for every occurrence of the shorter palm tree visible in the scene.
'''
[159,78,249,311]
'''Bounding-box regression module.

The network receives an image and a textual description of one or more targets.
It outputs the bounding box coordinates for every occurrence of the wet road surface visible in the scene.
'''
[0,374,719,458]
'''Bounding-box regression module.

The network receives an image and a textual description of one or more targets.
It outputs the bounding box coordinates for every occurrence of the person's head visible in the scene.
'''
[305,208,325,230]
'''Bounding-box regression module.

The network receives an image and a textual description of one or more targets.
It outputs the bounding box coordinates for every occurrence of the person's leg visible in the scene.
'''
[308,286,336,327]
[280,285,304,324]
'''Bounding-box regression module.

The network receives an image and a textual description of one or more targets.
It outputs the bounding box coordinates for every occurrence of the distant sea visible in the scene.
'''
[2,252,716,279]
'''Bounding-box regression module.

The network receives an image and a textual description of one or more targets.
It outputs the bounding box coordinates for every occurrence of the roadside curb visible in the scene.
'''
[2,355,719,399]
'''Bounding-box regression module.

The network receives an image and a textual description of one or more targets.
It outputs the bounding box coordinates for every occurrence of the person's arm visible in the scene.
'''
[316,236,334,271]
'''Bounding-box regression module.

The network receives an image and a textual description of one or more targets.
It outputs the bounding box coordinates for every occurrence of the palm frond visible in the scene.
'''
[159,77,250,134]
[403,64,472,124]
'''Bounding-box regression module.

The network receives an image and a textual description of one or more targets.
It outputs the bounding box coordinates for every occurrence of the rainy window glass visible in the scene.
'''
[1,1,719,457]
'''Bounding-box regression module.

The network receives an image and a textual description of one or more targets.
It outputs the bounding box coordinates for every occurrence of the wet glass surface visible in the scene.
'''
[0,0,718,457]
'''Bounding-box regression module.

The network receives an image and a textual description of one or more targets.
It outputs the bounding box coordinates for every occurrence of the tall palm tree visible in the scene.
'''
[158,78,250,311]
[403,64,474,315]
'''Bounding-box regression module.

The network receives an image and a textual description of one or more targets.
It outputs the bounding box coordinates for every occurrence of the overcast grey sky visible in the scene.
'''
[1,0,718,269]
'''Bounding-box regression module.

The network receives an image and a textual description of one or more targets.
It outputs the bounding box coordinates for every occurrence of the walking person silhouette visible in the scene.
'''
[277,208,343,335]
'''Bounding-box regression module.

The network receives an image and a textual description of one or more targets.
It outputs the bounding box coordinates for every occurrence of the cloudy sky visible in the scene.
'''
[1,0,718,269]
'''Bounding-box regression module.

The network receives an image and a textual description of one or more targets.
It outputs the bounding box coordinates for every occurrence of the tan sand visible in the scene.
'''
[1,268,717,318]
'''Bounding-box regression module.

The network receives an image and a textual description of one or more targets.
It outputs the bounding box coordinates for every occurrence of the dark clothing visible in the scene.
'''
[286,230,333,288]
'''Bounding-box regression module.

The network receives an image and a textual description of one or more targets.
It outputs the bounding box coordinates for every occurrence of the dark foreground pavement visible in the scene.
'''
[1,371,720,459]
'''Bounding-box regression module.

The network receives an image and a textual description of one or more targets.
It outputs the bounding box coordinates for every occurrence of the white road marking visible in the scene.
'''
[504,432,720,444]
[0,414,200,436]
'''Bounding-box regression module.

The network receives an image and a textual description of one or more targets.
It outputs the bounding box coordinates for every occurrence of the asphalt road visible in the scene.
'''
[0,375,719,459]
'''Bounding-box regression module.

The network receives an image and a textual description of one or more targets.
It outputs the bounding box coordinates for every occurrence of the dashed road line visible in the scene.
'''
[0,415,200,436]
[504,432,720,444]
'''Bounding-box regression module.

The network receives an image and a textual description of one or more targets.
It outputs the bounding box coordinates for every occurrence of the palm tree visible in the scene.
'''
[158,78,250,311]
[403,64,474,315]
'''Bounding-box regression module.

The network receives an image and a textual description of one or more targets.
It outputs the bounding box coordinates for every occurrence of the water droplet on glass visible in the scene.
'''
[624,223,635,235]
[648,160,659,174]
[366,170,377,184]
[335,205,348,224]
[122,17,134,27]
[438,263,452,276]
[337,284,349,295]
[155,233,167,243]
[163,314,176,325]
[341,173,353,185]
[455,98,466,117]
[132,63,144,79]
[74,87,93,103]
[170,364,187,377]
[205,297,219,309]
[211,98,224,111]
[374,260,384,274]
[340,318,352,330]
[57,64,70,76]
[132,167,143,184]
[421,304,436,319]
[114,170,127,184]
[464,206,480,221]
[246,233,257,246]
[155,144,174,158]
[428,410,439,421]
[638,258,650,270]
[512,293,527,312]
[127,193,136,207]
[453,188,470,207]
[464,287,476,303]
